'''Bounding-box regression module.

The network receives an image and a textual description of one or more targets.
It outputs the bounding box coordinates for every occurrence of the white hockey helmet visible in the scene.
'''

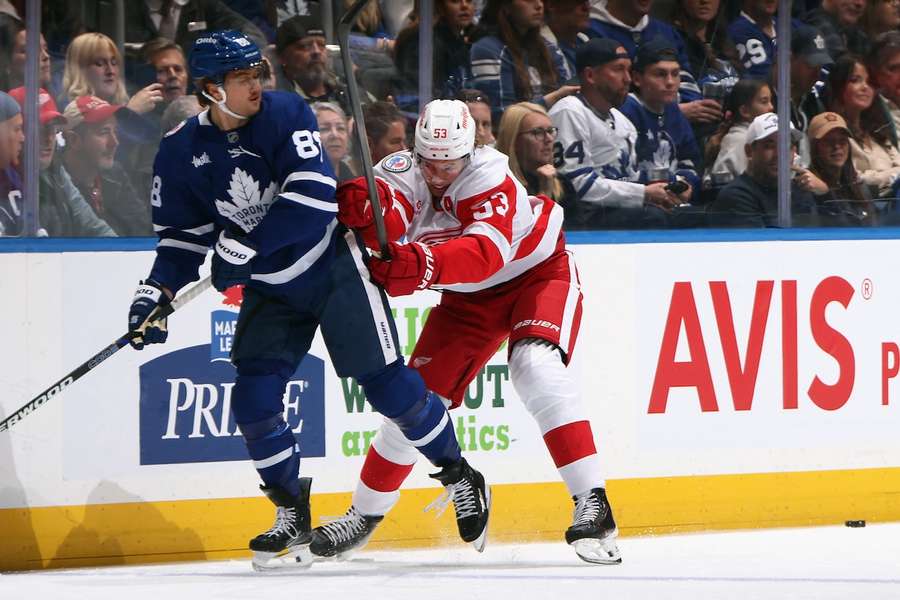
[414,99,476,161]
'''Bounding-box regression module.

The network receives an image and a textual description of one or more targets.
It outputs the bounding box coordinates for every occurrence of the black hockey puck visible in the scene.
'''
[845,520,866,528]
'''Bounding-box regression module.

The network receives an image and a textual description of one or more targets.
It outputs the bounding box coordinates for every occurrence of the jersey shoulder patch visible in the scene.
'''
[382,153,413,173]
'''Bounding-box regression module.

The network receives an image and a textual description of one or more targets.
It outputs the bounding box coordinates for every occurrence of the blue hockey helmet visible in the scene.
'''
[189,30,263,84]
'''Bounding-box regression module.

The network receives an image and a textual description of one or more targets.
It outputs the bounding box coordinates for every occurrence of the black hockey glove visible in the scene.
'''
[128,279,171,350]
[212,230,258,292]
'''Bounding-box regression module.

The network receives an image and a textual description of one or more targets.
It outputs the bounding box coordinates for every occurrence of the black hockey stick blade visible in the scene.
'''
[0,276,212,433]
[336,0,391,260]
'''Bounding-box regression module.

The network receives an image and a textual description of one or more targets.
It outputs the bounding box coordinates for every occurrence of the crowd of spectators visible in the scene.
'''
[3,0,900,237]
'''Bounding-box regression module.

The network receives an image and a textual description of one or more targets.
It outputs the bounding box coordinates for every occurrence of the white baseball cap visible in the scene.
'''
[745,112,802,146]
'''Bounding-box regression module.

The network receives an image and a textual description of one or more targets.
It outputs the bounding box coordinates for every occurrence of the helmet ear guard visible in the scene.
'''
[414,99,476,161]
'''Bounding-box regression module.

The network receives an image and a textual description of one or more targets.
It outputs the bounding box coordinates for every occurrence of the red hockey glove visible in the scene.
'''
[336,176,393,229]
[368,241,440,296]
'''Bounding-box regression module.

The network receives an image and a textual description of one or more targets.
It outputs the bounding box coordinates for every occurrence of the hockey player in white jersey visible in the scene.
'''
[549,38,679,229]
[309,99,621,565]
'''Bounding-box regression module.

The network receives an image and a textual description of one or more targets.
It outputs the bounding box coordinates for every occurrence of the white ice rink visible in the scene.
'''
[4,523,900,600]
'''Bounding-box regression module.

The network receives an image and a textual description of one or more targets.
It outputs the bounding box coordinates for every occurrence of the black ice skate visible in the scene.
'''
[426,457,491,552]
[250,478,313,571]
[565,487,621,565]
[309,506,385,559]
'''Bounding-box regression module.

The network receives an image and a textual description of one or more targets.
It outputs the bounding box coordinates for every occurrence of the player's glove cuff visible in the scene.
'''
[215,231,258,265]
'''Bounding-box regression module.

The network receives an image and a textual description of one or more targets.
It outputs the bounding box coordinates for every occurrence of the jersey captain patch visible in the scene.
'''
[382,153,412,173]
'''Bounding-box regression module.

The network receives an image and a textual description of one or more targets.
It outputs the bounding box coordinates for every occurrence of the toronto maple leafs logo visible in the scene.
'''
[215,168,277,232]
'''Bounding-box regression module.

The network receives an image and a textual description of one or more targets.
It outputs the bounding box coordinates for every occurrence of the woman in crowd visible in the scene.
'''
[806,111,878,225]
[496,101,566,203]
[825,54,900,197]
[312,101,358,182]
[394,0,481,101]
[704,78,774,183]
[469,0,576,121]
[1,17,53,94]
[659,0,740,90]
[61,32,163,116]
[457,88,496,147]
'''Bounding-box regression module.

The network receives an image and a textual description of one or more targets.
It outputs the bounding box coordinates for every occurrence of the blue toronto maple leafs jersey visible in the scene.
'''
[619,93,700,194]
[147,91,339,295]
[728,13,804,80]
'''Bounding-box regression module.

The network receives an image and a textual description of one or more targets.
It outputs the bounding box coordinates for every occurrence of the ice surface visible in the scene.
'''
[4,524,900,599]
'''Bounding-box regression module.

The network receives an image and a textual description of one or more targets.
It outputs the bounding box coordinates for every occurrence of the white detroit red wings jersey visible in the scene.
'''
[373,147,564,293]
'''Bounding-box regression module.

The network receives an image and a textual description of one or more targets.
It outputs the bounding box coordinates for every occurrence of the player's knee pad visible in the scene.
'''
[509,338,585,434]
[231,358,293,424]
[359,360,460,467]
[358,359,426,417]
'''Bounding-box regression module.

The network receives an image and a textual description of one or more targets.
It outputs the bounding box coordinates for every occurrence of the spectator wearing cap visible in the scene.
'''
[8,87,115,237]
[541,0,591,75]
[806,111,878,225]
[275,9,352,113]
[549,37,674,229]
[588,0,717,125]
[0,91,23,236]
[768,24,834,167]
[620,38,701,205]
[394,0,482,103]
[469,0,578,122]
[825,54,900,197]
[867,31,900,139]
[61,96,151,237]
[709,112,818,227]
[728,0,804,81]
[804,0,869,61]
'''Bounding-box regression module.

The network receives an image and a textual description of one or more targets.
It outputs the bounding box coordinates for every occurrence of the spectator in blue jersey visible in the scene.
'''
[0,91,23,236]
[620,38,701,205]
[60,96,152,237]
[393,0,481,102]
[125,31,489,570]
[708,112,819,227]
[804,0,869,61]
[541,0,591,74]
[588,0,723,126]
[728,0,779,79]
[9,87,115,237]
[469,0,578,121]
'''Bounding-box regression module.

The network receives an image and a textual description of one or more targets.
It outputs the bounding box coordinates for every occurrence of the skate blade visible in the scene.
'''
[471,485,492,553]
[571,536,622,565]
[251,544,314,571]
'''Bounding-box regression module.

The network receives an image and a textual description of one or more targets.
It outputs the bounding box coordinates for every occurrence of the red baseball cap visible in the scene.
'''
[8,86,66,126]
[62,95,124,130]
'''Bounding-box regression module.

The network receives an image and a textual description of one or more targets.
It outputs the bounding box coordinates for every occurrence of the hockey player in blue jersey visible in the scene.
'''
[125,30,490,570]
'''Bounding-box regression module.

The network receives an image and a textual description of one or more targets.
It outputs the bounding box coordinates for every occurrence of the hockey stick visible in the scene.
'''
[336,0,391,259]
[0,276,213,433]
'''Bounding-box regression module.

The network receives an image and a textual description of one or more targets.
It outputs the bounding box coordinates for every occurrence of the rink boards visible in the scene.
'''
[3,233,900,570]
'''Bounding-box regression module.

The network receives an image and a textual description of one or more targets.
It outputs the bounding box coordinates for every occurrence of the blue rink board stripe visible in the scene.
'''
[2,228,900,253]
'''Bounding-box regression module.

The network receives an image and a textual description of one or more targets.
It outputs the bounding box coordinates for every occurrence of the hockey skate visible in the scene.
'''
[250,478,313,571]
[426,457,491,552]
[565,487,621,565]
[309,506,385,559]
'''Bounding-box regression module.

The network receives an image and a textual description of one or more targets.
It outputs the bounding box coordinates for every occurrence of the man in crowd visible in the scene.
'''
[9,87,114,237]
[709,112,818,227]
[61,96,151,236]
[0,91,23,236]
[867,31,900,134]
[542,0,591,75]
[619,38,700,205]
[804,0,868,60]
[550,38,675,228]
[143,38,190,106]
[729,0,781,80]
[274,8,351,114]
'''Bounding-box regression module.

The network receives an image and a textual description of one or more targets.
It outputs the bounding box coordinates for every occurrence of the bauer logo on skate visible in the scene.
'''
[138,316,326,464]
